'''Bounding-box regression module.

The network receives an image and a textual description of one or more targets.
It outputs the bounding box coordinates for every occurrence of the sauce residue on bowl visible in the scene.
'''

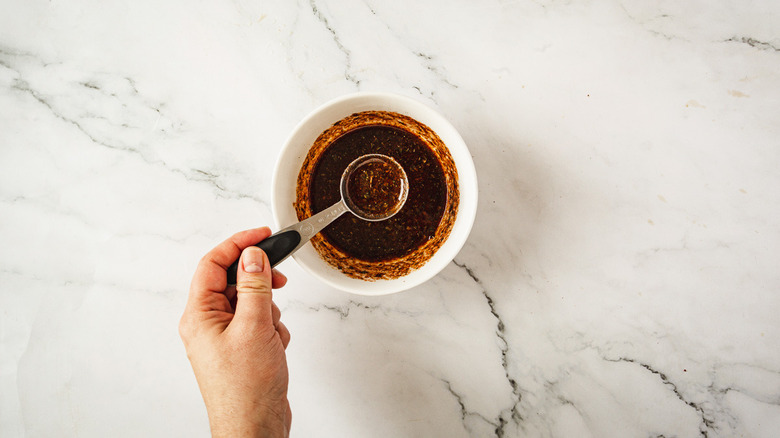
[295,110,459,281]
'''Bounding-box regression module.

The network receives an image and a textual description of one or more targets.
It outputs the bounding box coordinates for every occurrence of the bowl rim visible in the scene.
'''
[271,91,478,295]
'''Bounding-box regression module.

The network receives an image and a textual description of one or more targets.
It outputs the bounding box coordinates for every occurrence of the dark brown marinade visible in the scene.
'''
[345,158,406,218]
[310,125,447,261]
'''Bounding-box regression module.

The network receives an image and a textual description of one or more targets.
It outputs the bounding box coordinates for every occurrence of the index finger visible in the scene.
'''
[189,227,273,299]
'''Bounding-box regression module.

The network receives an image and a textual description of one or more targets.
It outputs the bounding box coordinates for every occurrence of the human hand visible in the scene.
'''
[179,227,291,437]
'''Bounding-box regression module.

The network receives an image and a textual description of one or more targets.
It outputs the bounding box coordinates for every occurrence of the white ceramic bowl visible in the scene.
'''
[271,92,477,295]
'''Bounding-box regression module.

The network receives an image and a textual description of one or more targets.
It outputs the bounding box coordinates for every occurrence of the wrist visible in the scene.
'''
[208,403,287,438]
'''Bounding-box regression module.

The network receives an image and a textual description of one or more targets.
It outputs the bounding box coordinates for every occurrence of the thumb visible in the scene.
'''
[234,246,273,329]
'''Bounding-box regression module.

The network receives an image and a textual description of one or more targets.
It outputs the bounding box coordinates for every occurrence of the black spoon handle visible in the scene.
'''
[226,230,301,284]
[226,199,350,284]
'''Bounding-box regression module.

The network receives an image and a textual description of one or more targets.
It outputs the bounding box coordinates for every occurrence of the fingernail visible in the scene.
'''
[243,247,265,273]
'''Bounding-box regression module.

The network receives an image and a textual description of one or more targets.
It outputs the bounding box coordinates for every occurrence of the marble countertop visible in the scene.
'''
[2,1,779,437]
